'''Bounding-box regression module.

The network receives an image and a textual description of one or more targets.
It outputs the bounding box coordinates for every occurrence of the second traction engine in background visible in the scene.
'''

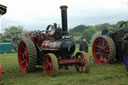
[92,22,128,64]
[18,5,90,76]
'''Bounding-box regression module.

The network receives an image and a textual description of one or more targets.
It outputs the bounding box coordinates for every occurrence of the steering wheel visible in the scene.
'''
[46,25,54,33]
[119,22,128,29]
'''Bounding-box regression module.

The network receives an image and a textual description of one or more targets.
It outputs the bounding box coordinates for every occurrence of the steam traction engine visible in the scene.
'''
[0,4,7,81]
[92,22,128,64]
[18,6,90,76]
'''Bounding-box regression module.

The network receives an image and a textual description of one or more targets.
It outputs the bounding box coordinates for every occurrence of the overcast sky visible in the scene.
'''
[0,0,128,32]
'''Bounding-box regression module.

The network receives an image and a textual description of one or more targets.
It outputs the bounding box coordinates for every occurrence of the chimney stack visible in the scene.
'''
[60,5,68,35]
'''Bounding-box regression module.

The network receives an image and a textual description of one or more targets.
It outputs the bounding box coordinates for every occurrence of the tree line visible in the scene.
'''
[0,20,127,50]
[0,26,26,50]
[69,20,127,44]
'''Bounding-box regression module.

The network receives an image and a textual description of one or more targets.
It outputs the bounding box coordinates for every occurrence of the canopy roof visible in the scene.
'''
[0,4,7,15]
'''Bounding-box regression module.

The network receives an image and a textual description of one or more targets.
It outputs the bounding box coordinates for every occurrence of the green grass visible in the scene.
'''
[0,46,128,85]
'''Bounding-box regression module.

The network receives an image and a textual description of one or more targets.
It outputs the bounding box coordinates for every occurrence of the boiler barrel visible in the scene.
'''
[41,39,75,56]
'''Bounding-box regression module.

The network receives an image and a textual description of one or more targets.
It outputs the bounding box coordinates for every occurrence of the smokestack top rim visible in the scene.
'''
[60,5,68,10]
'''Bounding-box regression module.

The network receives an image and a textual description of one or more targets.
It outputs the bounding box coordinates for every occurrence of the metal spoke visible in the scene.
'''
[96,52,101,55]
[96,45,102,49]
[102,39,105,47]
[49,61,53,70]
[21,59,26,65]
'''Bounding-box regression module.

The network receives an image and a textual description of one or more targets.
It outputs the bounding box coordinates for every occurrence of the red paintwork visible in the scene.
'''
[61,56,66,60]
[41,40,58,49]
[86,52,89,56]
[77,53,86,65]
[75,52,87,72]
[25,27,58,48]
[37,32,44,46]
[92,36,110,64]
[44,55,54,76]
[18,40,29,72]
[0,64,1,78]
[58,59,80,65]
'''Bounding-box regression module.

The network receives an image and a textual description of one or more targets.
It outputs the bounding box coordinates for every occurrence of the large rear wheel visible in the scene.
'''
[43,53,58,76]
[18,39,37,72]
[92,35,116,64]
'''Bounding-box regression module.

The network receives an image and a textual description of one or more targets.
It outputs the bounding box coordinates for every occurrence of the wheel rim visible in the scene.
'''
[44,55,54,76]
[76,53,86,72]
[18,41,29,72]
[0,64,1,78]
[92,36,110,64]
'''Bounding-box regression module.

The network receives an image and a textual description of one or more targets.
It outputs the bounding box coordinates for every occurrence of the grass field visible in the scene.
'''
[0,45,128,85]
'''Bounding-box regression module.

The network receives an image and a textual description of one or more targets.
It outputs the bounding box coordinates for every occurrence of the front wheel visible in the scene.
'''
[75,51,90,73]
[43,53,58,76]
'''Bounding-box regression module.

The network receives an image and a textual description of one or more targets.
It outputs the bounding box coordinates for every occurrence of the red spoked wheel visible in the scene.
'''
[92,35,116,64]
[0,64,1,78]
[0,64,3,84]
[18,39,37,72]
[75,51,90,73]
[43,53,58,76]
